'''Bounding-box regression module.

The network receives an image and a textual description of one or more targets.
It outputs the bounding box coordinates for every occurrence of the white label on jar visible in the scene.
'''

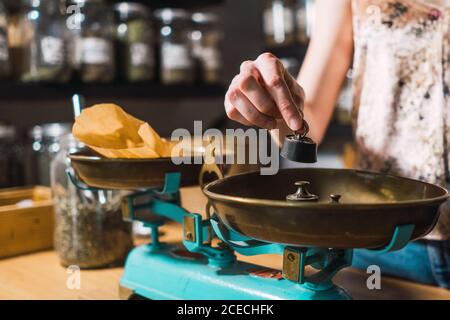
[296,8,307,30]
[263,9,274,35]
[81,37,112,64]
[264,5,294,40]
[130,42,153,66]
[0,33,8,61]
[284,9,294,33]
[71,33,82,68]
[201,47,221,70]
[41,36,64,65]
[161,43,191,70]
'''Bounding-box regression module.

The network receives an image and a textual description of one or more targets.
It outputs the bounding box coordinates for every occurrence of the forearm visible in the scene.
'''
[300,33,353,143]
[271,0,353,146]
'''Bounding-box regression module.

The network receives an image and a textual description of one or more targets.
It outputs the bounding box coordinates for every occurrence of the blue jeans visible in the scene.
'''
[352,239,450,289]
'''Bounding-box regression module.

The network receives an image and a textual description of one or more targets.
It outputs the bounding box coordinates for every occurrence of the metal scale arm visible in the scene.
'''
[119,172,236,266]
[121,173,186,224]
[209,212,351,290]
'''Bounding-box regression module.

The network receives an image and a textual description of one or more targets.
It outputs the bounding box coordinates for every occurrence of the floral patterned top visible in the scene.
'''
[352,0,450,239]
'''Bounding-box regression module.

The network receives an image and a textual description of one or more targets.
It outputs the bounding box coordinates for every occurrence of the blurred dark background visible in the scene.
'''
[0,0,353,187]
[0,0,268,135]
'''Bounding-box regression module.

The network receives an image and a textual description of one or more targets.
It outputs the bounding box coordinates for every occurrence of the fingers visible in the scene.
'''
[224,53,305,131]
[225,87,277,130]
[239,61,281,119]
[255,53,303,131]
[224,98,252,127]
[284,71,306,111]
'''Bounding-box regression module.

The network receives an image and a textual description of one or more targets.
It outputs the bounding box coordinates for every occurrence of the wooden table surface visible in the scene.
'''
[0,187,449,300]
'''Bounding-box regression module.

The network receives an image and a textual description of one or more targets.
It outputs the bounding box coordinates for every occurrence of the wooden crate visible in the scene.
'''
[0,186,54,259]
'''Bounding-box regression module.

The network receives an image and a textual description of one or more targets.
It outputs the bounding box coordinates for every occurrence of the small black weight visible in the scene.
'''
[280,135,317,163]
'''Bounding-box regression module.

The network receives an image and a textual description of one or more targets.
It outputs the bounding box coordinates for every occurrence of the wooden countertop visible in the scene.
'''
[0,187,449,300]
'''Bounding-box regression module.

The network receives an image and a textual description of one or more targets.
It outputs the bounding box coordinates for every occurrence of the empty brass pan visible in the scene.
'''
[203,168,449,249]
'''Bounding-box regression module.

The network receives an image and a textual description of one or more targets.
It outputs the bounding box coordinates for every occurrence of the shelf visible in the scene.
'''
[4,0,225,13]
[0,82,226,101]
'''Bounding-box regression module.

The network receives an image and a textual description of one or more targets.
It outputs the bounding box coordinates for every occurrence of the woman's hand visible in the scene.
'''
[224,53,305,131]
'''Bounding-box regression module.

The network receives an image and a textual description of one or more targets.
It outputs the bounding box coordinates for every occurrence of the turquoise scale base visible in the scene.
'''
[120,244,351,300]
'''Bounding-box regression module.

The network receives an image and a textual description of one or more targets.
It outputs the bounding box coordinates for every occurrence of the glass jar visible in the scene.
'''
[114,2,154,83]
[263,0,296,47]
[154,8,194,85]
[295,0,308,44]
[70,0,115,83]
[13,0,71,82]
[297,0,315,42]
[51,135,133,269]
[190,12,222,84]
[30,123,72,186]
[0,2,10,79]
[0,123,24,188]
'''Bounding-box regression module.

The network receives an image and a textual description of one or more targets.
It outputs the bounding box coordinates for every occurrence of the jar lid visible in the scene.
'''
[0,123,16,140]
[30,123,72,140]
[154,8,190,22]
[114,2,150,18]
[192,12,219,24]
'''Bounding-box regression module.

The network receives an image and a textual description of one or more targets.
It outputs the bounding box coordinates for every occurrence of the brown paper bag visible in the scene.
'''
[73,103,174,159]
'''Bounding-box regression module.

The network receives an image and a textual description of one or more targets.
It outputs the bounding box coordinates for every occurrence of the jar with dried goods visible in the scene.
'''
[190,12,222,84]
[296,0,315,44]
[12,0,71,82]
[114,2,154,83]
[155,8,194,85]
[263,0,296,47]
[51,135,133,269]
[70,0,116,83]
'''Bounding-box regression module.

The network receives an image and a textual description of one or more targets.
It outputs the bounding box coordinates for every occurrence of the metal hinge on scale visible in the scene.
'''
[183,215,197,243]
[282,247,304,283]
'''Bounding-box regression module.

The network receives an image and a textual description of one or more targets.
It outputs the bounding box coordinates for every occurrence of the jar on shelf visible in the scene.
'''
[69,0,115,83]
[190,12,222,84]
[51,135,133,269]
[0,2,10,79]
[0,123,24,188]
[114,2,154,83]
[263,0,296,47]
[295,0,308,44]
[297,0,315,42]
[154,8,194,85]
[30,123,72,186]
[11,0,71,82]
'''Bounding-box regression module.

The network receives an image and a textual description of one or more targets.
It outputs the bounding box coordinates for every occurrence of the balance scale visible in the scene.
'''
[69,150,449,300]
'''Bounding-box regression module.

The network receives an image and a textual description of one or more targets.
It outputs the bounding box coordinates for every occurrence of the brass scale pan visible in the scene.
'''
[70,150,449,249]
[70,149,204,190]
